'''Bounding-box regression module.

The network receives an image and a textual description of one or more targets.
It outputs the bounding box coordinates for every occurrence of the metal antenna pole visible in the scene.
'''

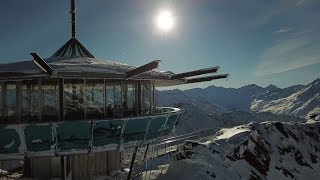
[71,0,76,38]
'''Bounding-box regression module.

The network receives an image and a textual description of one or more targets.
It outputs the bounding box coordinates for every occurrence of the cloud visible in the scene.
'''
[250,0,318,29]
[255,37,320,76]
[274,27,293,34]
[296,0,306,6]
[250,1,297,28]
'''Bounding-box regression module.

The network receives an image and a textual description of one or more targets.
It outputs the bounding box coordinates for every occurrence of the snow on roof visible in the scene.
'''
[0,57,184,86]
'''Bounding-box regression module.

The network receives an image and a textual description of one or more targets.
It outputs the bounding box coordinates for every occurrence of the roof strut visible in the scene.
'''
[186,74,229,84]
[126,60,161,79]
[170,66,220,80]
[30,53,53,75]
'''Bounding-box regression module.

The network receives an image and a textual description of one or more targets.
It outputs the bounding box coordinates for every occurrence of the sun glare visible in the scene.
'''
[155,10,175,32]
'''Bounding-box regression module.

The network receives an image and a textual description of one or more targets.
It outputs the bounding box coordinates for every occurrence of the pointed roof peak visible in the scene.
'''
[51,38,95,59]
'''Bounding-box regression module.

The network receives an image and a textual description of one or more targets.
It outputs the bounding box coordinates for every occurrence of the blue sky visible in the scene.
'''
[0,0,319,89]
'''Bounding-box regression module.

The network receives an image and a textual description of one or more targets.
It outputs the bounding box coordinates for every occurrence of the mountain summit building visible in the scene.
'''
[0,0,228,179]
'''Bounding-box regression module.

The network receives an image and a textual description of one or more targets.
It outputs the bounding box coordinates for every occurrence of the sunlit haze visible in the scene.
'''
[155,10,175,32]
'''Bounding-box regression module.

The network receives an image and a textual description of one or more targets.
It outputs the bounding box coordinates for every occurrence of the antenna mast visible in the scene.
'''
[71,0,76,38]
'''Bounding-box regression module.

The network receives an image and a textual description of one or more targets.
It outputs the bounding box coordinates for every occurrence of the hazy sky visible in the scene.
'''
[0,0,319,89]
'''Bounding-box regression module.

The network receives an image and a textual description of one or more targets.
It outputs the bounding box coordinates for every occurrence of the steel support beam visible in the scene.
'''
[126,60,161,79]
[38,78,43,122]
[170,66,220,80]
[127,146,139,180]
[186,74,229,84]
[30,53,53,75]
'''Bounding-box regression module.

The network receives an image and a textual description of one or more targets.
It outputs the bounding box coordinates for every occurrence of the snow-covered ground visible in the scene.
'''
[158,121,320,179]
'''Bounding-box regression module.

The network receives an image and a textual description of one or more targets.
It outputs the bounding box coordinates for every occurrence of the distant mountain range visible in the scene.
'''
[157,78,319,118]
[156,79,320,179]
[156,78,319,134]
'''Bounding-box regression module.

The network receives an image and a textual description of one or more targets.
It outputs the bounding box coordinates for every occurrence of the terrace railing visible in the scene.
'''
[0,107,183,160]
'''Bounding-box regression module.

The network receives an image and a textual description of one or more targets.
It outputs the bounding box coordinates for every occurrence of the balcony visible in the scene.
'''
[0,107,183,160]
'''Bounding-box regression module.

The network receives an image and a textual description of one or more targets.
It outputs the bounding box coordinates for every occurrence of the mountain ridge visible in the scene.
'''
[157,78,319,118]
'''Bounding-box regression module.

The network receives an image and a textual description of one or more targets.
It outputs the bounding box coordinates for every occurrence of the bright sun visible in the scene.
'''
[155,10,175,32]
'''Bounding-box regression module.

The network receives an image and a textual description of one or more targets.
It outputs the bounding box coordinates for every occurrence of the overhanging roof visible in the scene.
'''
[0,57,170,81]
[0,53,229,87]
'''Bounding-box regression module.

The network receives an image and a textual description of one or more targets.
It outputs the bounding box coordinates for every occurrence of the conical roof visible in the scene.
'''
[51,38,95,58]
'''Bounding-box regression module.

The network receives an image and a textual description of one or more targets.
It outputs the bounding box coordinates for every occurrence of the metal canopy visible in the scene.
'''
[126,60,161,79]
[170,66,219,80]
[186,74,229,84]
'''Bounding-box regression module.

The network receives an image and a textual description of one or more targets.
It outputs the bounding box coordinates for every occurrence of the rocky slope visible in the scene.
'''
[158,121,320,179]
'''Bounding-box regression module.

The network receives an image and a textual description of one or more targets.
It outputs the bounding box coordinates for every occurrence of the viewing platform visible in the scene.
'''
[0,107,183,160]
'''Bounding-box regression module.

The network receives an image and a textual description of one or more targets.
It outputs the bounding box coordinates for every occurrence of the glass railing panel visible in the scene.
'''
[0,125,21,154]
[56,121,91,151]
[123,117,150,143]
[162,113,181,135]
[92,120,123,148]
[145,115,167,140]
[24,123,54,152]
[0,107,183,158]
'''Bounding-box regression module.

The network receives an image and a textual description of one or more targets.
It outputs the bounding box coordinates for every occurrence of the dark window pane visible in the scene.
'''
[7,83,16,122]
[106,85,115,118]
[64,79,85,120]
[21,81,39,123]
[42,79,58,121]
[123,83,135,117]
[86,80,104,119]
[142,81,151,115]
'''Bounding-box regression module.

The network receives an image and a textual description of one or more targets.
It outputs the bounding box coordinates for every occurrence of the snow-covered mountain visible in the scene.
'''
[251,78,320,118]
[159,121,320,180]
[157,78,320,119]
[154,79,319,179]
[156,95,303,135]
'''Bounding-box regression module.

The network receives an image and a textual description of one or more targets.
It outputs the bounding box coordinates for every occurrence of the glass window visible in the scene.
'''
[122,83,135,117]
[86,79,104,119]
[141,81,151,115]
[64,79,85,120]
[114,84,122,110]
[21,80,39,123]
[42,79,58,121]
[6,83,16,123]
[105,82,122,118]
[106,84,114,118]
